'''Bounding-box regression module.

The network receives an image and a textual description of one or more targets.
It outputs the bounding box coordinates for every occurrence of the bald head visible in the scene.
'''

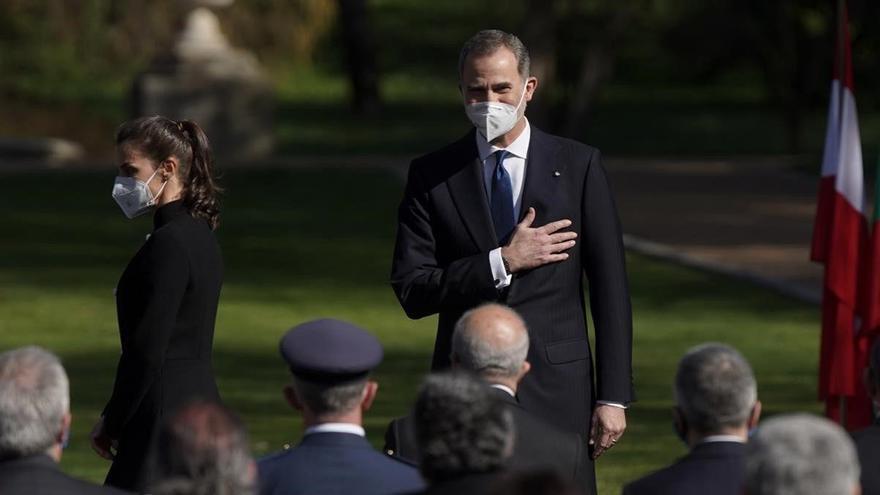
[452,304,529,380]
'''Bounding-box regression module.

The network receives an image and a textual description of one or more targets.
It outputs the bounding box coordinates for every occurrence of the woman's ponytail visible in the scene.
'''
[178,120,221,230]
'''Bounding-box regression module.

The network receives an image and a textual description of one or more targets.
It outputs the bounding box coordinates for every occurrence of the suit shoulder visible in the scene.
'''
[258,448,295,473]
[535,128,599,157]
[406,133,474,183]
[555,137,601,169]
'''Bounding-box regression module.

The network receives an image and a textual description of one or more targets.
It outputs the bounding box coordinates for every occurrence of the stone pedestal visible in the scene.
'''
[132,6,274,162]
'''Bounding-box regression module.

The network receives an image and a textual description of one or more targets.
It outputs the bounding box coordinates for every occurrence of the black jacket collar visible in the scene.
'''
[153,200,188,230]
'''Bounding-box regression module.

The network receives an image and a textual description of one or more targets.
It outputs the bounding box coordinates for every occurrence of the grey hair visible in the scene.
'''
[674,343,757,434]
[0,346,69,459]
[452,303,529,378]
[458,29,530,80]
[414,371,514,482]
[290,376,366,416]
[745,413,859,495]
[149,401,255,495]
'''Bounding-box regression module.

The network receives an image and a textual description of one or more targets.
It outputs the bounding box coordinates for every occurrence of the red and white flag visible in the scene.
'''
[811,0,873,431]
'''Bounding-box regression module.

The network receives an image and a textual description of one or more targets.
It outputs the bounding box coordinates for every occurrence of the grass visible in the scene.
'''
[0,165,821,494]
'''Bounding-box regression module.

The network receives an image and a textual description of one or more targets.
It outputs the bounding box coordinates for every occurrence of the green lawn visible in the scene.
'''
[0,166,820,494]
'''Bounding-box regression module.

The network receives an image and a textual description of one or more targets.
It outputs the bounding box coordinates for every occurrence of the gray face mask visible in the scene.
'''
[111,168,166,219]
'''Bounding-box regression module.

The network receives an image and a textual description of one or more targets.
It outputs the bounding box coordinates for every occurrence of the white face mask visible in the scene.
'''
[464,82,529,142]
[111,168,167,219]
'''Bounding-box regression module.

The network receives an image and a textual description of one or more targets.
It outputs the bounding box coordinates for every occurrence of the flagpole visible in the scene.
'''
[835,0,848,429]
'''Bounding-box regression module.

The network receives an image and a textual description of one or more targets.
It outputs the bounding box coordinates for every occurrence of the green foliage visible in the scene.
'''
[0,166,821,493]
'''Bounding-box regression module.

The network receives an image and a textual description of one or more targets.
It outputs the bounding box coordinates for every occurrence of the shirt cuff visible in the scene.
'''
[596,401,627,409]
[489,248,512,289]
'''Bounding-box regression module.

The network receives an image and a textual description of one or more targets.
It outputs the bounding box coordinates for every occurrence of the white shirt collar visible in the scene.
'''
[489,383,516,398]
[476,119,531,162]
[700,435,746,444]
[303,423,366,437]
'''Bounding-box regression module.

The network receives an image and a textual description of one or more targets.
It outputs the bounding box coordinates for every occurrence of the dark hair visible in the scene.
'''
[116,116,221,230]
[149,401,254,495]
[458,29,530,80]
[414,371,513,482]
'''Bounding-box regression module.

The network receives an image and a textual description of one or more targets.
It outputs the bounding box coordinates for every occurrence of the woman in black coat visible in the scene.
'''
[90,116,224,491]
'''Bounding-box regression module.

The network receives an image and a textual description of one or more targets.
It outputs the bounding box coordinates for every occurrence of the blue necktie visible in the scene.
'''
[490,150,515,245]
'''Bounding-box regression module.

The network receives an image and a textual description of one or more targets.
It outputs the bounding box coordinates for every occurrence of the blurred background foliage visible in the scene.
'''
[1,0,879,158]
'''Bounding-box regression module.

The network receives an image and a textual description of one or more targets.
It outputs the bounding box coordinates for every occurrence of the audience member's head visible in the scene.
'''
[279,319,383,426]
[673,343,760,445]
[0,346,70,462]
[865,337,880,414]
[490,469,584,495]
[451,303,530,389]
[745,413,860,495]
[414,371,514,482]
[149,401,255,495]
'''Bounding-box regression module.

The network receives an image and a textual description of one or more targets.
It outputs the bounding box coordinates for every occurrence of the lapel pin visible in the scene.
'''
[553,170,561,177]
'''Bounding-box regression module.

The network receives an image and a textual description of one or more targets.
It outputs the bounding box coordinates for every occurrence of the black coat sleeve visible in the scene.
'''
[103,233,189,438]
[391,161,499,319]
[581,150,634,404]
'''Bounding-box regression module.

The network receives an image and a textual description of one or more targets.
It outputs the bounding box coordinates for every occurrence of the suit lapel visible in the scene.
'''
[447,133,498,251]
[519,127,565,223]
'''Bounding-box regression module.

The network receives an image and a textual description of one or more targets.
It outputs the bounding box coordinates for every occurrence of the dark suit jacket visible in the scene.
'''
[0,455,130,495]
[621,441,746,495]
[258,432,426,495]
[384,387,589,489]
[853,419,880,495]
[413,472,502,495]
[103,200,224,490]
[391,127,633,437]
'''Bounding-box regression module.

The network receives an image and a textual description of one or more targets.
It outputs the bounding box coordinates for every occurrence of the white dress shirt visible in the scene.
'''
[303,423,366,437]
[489,383,517,398]
[477,120,531,290]
[700,434,746,444]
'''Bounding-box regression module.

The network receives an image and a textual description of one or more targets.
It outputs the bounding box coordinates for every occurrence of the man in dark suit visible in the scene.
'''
[258,319,425,495]
[622,343,761,495]
[412,371,513,495]
[385,303,586,487]
[390,30,632,487]
[854,337,880,495]
[0,346,129,495]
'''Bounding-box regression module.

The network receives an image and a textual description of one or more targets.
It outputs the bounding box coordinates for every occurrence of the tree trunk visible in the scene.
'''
[520,0,557,131]
[337,0,381,114]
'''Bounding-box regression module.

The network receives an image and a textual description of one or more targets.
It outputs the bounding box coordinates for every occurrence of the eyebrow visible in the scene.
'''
[466,82,513,91]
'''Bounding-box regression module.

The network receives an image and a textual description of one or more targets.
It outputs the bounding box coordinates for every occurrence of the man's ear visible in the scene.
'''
[518,360,531,380]
[748,400,762,429]
[524,76,538,102]
[283,384,303,412]
[56,412,72,445]
[361,381,379,412]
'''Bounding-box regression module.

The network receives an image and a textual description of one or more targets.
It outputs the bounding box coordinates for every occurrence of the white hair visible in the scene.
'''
[746,413,860,495]
[0,346,69,458]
